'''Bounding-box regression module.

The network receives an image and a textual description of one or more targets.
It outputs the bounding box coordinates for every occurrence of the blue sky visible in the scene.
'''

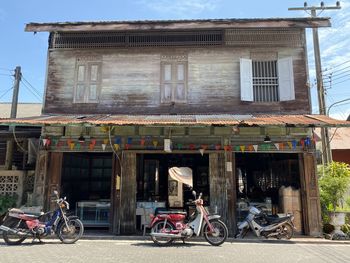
[0,0,349,119]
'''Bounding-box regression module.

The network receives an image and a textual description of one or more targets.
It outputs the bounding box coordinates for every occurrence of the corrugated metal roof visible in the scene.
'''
[1,114,350,127]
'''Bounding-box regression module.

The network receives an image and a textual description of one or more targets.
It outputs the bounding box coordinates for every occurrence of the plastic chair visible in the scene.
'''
[141,207,152,236]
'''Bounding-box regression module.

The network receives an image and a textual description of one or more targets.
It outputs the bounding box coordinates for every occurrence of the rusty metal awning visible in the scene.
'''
[0,114,349,128]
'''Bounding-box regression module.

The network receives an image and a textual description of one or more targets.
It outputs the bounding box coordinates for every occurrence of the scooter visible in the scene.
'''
[236,205,295,239]
[0,191,84,245]
[149,191,228,246]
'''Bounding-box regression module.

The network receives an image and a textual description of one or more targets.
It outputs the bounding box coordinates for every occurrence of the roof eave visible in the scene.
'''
[25,18,331,32]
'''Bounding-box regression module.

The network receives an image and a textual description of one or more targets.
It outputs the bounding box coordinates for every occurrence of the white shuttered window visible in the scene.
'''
[74,62,101,103]
[161,61,187,103]
[240,57,294,102]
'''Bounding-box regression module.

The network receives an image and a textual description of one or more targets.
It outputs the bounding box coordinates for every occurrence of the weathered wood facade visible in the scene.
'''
[43,30,310,115]
[23,18,333,237]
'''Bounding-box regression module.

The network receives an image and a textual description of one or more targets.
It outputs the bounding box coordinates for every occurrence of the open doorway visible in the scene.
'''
[61,153,112,228]
[235,153,303,233]
[136,153,209,229]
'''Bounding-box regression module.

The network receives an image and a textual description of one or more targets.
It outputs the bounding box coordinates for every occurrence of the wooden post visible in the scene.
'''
[45,152,63,211]
[110,153,122,234]
[225,151,236,237]
[119,152,137,234]
[209,153,230,232]
[33,150,49,207]
[4,66,21,170]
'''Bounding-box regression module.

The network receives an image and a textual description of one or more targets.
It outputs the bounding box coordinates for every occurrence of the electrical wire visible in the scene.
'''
[322,60,350,73]
[20,81,42,102]
[0,87,14,100]
[21,75,42,97]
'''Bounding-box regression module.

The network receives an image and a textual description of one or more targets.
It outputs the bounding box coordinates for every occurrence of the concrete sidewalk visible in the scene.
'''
[80,231,350,245]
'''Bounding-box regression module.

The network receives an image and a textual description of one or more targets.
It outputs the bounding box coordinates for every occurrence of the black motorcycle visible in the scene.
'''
[236,205,295,239]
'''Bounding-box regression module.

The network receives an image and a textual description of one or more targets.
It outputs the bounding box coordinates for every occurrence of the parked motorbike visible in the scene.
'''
[149,191,228,246]
[236,205,295,239]
[0,191,84,245]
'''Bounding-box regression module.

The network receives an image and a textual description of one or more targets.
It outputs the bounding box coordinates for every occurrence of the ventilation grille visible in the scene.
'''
[50,31,224,49]
[225,29,303,47]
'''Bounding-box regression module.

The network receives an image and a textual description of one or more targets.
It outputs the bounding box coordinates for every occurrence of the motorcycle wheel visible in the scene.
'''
[279,223,294,240]
[2,219,27,245]
[58,218,84,244]
[203,219,228,246]
[150,221,175,246]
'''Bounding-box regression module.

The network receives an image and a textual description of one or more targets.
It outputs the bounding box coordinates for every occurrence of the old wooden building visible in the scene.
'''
[2,18,350,236]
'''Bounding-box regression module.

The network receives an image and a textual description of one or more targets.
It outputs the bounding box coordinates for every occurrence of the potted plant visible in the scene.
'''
[319,161,350,239]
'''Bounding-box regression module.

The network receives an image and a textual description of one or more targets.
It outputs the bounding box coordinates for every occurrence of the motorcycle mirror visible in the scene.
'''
[192,190,196,198]
[53,190,59,196]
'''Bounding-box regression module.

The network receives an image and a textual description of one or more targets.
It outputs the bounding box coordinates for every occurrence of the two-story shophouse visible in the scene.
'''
[3,17,350,237]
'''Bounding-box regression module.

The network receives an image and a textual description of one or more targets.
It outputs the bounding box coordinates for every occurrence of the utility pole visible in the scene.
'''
[289,2,341,164]
[5,66,21,170]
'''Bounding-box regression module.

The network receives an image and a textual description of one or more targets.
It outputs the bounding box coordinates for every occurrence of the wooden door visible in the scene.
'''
[299,153,322,236]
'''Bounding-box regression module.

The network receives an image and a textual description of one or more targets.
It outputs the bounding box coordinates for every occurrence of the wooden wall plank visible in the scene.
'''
[44,44,310,115]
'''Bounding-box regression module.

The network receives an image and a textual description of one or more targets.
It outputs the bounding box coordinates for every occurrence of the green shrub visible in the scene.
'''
[341,224,350,234]
[0,194,18,214]
[319,162,350,212]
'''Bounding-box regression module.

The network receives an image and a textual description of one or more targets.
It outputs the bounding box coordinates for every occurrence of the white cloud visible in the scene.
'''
[138,0,221,17]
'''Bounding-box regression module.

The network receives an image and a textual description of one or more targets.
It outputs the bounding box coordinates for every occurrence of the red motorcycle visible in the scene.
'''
[149,191,228,246]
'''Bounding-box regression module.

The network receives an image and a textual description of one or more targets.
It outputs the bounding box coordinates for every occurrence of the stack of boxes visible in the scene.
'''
[279,186,302,233]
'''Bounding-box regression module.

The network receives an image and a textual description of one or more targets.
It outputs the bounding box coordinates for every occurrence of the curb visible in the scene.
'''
[79,234,350,245]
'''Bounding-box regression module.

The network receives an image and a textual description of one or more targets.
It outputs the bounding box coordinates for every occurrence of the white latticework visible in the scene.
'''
[0,174,19,195]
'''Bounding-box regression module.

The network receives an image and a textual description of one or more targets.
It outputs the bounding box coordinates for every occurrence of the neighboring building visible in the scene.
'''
[315,128,350,165]
[1,18,350,236]
[0,103,41,206]
[0,103,42,118]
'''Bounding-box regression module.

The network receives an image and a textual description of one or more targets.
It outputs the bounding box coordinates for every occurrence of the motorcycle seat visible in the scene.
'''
[158,211,187,215]
[266,215,291,224]
[8,208,41,219]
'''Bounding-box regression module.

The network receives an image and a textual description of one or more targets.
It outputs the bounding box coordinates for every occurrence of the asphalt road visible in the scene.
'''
[0,238,350,263]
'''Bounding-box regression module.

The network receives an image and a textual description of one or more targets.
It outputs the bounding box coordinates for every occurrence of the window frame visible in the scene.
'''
[74,59,102,104]
[240,56,295,102]
[160,55,188,104]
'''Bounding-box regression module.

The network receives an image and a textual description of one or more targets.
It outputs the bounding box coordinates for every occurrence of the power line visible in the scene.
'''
[323,66,350,78]
[20,81,42,102]
[0,87,14,100]
[0,68,13,72]
[324,72,350,83]
[0,73,13,77]
[324,77,350,87]
[322,60,350,73]
[21,75,42,97]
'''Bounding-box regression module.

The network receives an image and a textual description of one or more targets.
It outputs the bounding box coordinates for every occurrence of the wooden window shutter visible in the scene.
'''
[240,58,253,101]
[278,57,295,101]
